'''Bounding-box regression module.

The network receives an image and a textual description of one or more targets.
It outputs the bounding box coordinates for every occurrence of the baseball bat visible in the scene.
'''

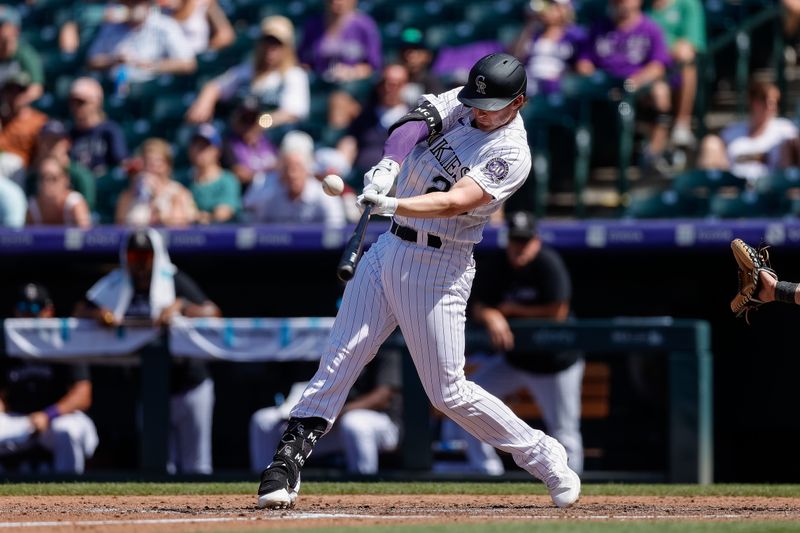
[337,204,373,282]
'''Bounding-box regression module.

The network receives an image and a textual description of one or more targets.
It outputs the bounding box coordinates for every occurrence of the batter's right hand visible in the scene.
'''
[363,157,400,196]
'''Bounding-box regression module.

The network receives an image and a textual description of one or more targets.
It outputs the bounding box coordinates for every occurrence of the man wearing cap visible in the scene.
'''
[188,123,241,224]
[0,72,48,184]
[0,5,43,106]
[255,53,580,511]
[186,15,309,128]
[68,77,129,177]
[243,131,346,226]
[447,211,585,475]
[75,228,221,474]
[87,0,196,84]
[0,284,99,474]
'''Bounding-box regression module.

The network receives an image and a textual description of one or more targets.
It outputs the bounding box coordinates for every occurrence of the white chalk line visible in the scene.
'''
[0,513,749,528]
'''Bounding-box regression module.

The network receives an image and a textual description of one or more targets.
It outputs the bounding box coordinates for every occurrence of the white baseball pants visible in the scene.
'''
[291,233,568,480]
[168,377,214,474]
[445,356,585,474]
[0,411,98,473]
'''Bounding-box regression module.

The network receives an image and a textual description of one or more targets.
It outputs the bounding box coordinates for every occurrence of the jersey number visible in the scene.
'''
[425,175,452,194]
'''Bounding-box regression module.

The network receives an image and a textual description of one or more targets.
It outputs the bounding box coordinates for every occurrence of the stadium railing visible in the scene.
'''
[3,316,712,483]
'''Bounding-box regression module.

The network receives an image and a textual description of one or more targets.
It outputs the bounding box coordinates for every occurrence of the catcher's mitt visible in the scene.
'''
[730,239,777,322]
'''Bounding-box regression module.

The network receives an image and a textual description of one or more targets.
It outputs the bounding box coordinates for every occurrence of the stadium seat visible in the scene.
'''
[672,169,747,196]
[625,189,708,218]
[20,25,58,51]
[708,191,779,218]
[151,93,196,131]
[94,169,129,225]
[756,168,800,197]
[425,23,479,51]
[121,119,154,151]
[463,2,519,27]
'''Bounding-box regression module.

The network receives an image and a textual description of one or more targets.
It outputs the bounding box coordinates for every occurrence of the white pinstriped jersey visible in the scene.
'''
[393,87,532,244]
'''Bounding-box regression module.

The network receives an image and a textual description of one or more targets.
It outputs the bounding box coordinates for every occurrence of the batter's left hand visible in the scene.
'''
[357,190,398,216]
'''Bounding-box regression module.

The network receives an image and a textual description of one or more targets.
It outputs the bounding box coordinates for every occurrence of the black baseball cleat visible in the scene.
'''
[257,459,301,509]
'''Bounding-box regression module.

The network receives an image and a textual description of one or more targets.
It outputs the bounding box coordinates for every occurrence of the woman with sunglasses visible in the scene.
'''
[186,16,309,129]
[26,157,91,228]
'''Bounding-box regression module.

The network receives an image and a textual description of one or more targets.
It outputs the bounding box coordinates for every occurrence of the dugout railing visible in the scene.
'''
[2,317,712,483]
[389,317,713,484]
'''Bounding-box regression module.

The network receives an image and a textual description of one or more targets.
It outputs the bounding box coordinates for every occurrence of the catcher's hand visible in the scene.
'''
[730,239,777,322]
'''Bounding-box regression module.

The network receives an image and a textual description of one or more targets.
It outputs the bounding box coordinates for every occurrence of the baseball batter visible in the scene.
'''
[256,53,581,509]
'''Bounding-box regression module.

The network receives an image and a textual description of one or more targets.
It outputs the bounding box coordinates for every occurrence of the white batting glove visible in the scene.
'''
[363,158,400,196]
[356,189,398,216]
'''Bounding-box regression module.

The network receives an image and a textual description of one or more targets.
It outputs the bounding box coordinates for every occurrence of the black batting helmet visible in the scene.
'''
[457,53,527,111]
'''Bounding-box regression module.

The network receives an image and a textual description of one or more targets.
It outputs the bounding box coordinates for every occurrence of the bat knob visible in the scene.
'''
[337,265,355,282]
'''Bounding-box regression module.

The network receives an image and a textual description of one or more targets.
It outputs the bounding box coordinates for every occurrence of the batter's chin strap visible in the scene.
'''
[388,98,443,137]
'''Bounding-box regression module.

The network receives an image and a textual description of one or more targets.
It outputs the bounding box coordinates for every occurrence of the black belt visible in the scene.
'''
[390,221,442,249]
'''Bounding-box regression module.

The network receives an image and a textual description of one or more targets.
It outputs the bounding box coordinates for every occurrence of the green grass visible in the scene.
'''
[1,482,800,497]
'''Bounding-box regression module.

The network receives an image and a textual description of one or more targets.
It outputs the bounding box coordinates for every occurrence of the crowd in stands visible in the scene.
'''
[2,0,794,228]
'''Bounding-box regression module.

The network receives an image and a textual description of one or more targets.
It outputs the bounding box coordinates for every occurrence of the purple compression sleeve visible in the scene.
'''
[383,120,428,164]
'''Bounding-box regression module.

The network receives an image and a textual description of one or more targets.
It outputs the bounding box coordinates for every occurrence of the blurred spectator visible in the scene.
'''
[221,97,279,191]
[785,0,800,38]
[74,228,221,474]
[186,16,309,127]
[431,41,505,89]
[300,0,382,130]
[68,77,129,178]
[26,157,92,228]
[0,172,26,228]
[647,0,706,148]
[698,81,797,184]
[27,120,96,211]
[397,27,444,106]
[0,73,48,185]
[187,123,240,224]
[250,350,402,475]
[576,0,672,165]
[115,138,197,226]
[0,283,98,474]
[446,212,584,475]
[0,5,43,106]
[336,65,410,181]
[58,0,108,54]
[510,0,587,96]
[298,0,381,83]
[243,131,346,226]
[86,0,197,86]
[160,0,235,55]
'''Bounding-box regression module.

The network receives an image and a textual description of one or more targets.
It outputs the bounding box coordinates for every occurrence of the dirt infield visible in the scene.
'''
[2,494,800,532]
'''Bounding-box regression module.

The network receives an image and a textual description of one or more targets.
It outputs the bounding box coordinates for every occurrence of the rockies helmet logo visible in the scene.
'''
[475,75,487,95]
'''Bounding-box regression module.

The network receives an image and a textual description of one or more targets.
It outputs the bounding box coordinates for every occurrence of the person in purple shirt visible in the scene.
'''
[221,97,279,193]
[511,0,587,96]
[298,0,381,84]
[577,0,672,163]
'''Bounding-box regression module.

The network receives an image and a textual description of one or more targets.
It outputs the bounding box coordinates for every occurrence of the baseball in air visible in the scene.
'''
[322,174,345,196]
